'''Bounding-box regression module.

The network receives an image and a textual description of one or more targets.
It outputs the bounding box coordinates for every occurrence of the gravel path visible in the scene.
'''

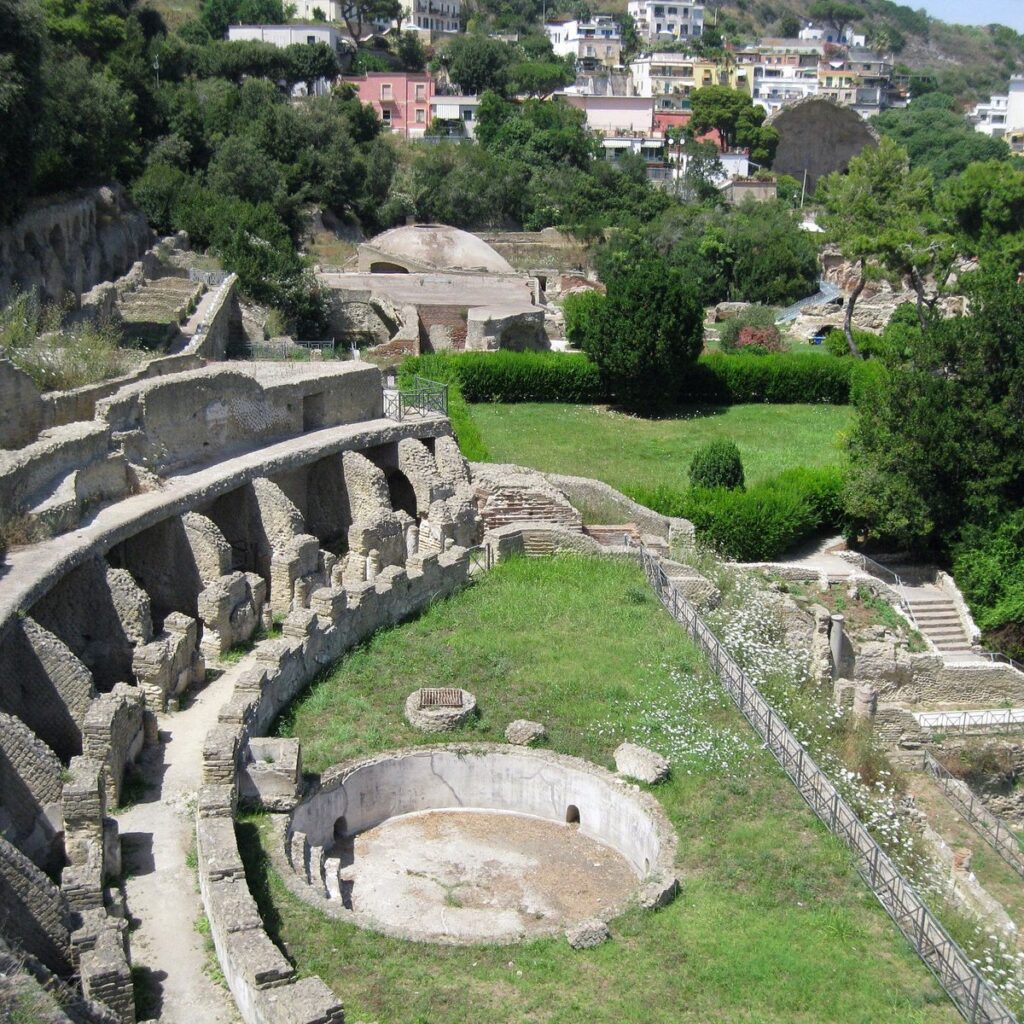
[116,666,245,1023]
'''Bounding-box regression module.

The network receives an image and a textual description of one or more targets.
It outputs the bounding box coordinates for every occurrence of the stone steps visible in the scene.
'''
[902,592,971,654]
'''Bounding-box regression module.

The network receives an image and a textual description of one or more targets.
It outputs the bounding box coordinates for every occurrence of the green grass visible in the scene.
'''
[251,555,959,1024]
[470,402,852,493]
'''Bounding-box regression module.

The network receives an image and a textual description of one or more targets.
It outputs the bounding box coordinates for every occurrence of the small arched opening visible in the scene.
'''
[333,816,348,841]
[387,470,418,518]
[369,261,409,274]
[565,804,580,826]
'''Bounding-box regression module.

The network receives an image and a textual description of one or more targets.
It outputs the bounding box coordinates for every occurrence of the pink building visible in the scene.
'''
[344,72,435,138]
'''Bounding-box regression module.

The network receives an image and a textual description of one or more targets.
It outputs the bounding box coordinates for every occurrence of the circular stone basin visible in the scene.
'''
[283,745,678,945]
[404,687,477,732]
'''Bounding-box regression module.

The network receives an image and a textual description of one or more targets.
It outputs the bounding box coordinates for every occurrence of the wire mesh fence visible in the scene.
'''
[633,540,1017,1024]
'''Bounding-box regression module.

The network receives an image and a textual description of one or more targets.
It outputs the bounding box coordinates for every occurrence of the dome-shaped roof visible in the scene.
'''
[363,224,514,274]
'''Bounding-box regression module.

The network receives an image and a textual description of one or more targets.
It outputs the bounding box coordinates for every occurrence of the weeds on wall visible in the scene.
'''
[0,291,147,392]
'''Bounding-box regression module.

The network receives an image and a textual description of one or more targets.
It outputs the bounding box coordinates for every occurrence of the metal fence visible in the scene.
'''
[187,268,231,286]
[383,376,448,421]
[916,708,1024,737]
[844,551,922,632]
[924,751,1024,881]
[632,540,1017,1024]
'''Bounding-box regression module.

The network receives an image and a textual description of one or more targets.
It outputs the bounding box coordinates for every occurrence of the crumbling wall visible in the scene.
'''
[0,834,70,974]
[0,359,45,451]
[304,453,349,547]
[396,437,452,513]
[0,618,96,762]
[29,559,143,690]
[132,613,204,710]
[81,684,144,805]
[0,184,152,308]
[0,713,63,871]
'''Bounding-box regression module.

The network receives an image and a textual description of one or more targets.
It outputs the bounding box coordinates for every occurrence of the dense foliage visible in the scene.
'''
[689,440,745,491]
[871,94,1011,183]
[844,267,1024,555]
[717,306,783,354]
[630,466,846,562]
[402,350,868,406]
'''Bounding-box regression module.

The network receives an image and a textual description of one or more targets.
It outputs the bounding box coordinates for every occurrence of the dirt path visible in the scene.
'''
[116,666,246,1023]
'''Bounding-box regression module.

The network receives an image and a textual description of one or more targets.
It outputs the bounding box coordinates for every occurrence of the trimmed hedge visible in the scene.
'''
[402,351,867,406]
[404,351,603,403]
[628,466,847,562]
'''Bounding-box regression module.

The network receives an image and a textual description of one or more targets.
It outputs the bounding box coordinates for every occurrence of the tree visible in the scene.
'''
[690,85,777,164]
[940,159,1024,270]
[282,40,339,91]
[337,0,400,41]
[396,30,425,70]
[818,138,940,352]
[845,266,1024,550]
[443,34,511,95]
[871,95,1010,182]
[580,256,704,410]
[807,0,862,42]
[506,60,573,97]
[0,0,46,222]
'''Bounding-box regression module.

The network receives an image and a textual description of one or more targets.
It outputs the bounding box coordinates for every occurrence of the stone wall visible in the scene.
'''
[0,360,46,450]
[0,618,95,762]
[0,835,70,974]
[0,713,63,871]
[0,185,152,307]
[181,275,242,360]
[30,559,143,691]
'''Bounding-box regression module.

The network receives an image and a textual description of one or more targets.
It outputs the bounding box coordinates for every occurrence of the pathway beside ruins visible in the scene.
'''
[116,662,248,1023]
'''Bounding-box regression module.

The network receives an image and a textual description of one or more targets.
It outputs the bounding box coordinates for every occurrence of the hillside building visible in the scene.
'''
[971,77,1024,148]
[545,16,622,69]
[626,0,703,44]
[343,71,435,138]
[630,53,751,111]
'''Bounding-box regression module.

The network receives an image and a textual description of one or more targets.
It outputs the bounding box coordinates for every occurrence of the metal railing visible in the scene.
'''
[466,544,493,574]
[924,750,1024,881]
[844,551,922,632]
[631,539,1017,1024]
[916,708,1024,737]
[974,649,1024,676]
[187,268,231,286]
[383,376,448,421]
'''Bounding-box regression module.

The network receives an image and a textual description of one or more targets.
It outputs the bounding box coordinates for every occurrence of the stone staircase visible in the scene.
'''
[903,587,972,655]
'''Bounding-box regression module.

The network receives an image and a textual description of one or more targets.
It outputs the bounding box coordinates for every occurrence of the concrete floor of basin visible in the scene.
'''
[338,808,639,943]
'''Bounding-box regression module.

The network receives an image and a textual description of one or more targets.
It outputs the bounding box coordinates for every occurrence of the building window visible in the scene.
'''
[306,34,316,44]
[416,108,425,123]
[415,83,425,100]
[463,109,473,121]
[381,108,392,124]
[381,83,392,100]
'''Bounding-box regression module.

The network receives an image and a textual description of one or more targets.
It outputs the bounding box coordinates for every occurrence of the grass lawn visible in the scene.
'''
[246,555,960,1024]
[470,402,852,493]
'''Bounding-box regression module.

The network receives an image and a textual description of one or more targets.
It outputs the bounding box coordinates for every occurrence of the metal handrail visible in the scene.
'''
[629,538,1017,1024]
[924,750,1024,880]
[845,551,922,632]
[384,376,449,421]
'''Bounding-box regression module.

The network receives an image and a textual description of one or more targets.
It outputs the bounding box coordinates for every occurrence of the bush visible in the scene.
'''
[824,327,891,360]
[561,290,604,351]
[953,512,1024,661]
[679,353,861,405]
[402,351,864,406]
[718,305,780,354]
[689,440,744,490]
[402,352,603,403]
[628,465,846,561]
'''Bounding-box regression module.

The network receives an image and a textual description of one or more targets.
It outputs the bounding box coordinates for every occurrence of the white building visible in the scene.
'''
[798,21,866,46]
[752,63,818,115]
[402,0,460,36]
[289,0,347,23]
[429,94,480,138]
[545,16,622,69]
[626,0,703,45]
[971,77,1024,139]
[227,23,346,50]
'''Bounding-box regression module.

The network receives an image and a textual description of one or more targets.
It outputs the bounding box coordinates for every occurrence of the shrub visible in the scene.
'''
[402,352,603,403]
[824,327,890,360]
[953,512,1024,661]
[628,465,846,561]
[718,305,781,354]
[561,289,605,351]
[679,353,860,405]
[689,440,744,490]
